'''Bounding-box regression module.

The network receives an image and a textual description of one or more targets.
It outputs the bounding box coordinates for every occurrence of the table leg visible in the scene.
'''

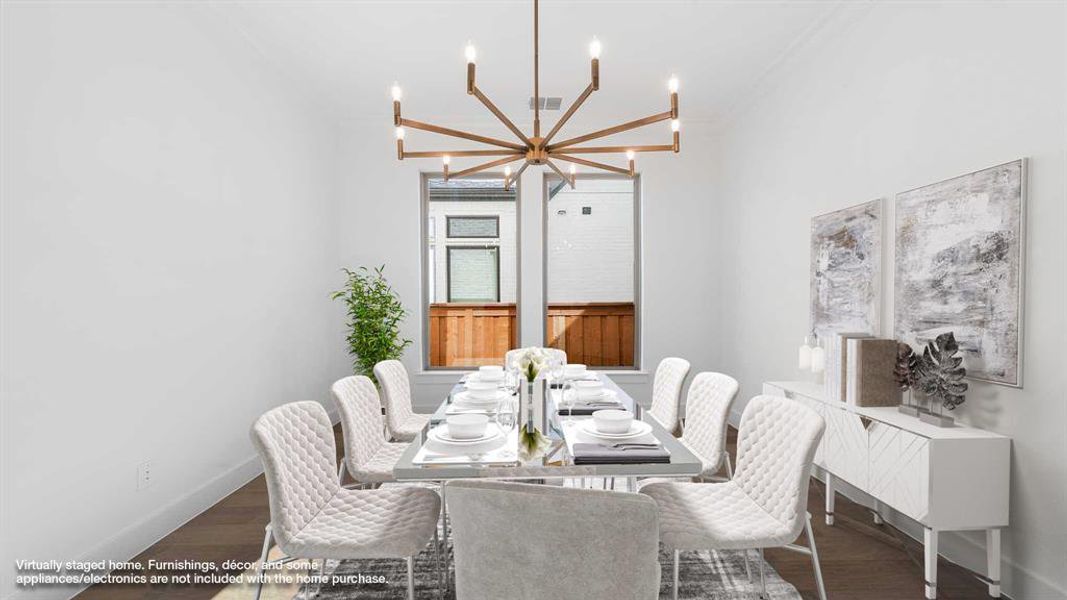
[824,473,835,526]
[986,529,1001,598]
[924,527,938,600]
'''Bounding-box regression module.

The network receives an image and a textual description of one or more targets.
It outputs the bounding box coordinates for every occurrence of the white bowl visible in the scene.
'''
[592,409,633,434]
[478,365,505,381]
[572,380,605,400]
[447,413,490,439]
[464,379,499,399]
[563,364,588,379]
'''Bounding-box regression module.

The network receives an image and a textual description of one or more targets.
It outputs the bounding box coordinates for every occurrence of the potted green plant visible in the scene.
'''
[331,266,411,382]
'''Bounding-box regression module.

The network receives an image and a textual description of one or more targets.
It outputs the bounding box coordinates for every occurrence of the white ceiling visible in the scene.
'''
[211,1,840,131]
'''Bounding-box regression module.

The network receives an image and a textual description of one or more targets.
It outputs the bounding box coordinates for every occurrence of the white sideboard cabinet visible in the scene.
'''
[763,381,1010,599]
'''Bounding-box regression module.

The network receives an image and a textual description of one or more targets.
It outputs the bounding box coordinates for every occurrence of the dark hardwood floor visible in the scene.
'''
[76,426,994,600]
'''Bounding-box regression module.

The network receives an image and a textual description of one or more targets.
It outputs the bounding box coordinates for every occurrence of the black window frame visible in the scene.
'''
[446,215,500,239]
[445,245,502,303]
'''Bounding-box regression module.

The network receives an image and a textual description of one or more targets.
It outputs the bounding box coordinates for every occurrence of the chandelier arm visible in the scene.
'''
[403,149,519,159]
[559,144,674,154]
[541,83,595,146]
[448,154,525,179]
[533,0,540,137]
[400,118,526,151]
[546,110,673,150]
[505,161,530,190]
[471,86,533,146]
[550,153,631,176]
[543,159,575,189]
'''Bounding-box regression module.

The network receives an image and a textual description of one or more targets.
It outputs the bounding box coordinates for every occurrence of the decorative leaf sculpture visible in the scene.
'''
[893,342,921,391]
[917,332,968,410]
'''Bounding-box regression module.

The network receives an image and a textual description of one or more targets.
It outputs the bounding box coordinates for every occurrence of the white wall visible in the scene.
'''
[0,4,347,599]
[337,119,720,409]
[428,200,517,303]
[712,2,1066,598]
[546,178,635,304]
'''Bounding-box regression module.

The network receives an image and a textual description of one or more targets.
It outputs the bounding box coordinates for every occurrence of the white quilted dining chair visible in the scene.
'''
[249,401,441,600]
[373,359,430,442]
[647,357,691,436]
[640,395,827,600]
[331,375,408,487]
[679,372,740,481]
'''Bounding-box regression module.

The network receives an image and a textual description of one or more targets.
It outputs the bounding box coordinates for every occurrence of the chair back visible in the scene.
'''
[681,372,739,474]
[447,480,661,600]
[249,401,339,550]
[373,359,414,438]
[733,395,824,539]
[648,357,691,434]
[331,375,387,474]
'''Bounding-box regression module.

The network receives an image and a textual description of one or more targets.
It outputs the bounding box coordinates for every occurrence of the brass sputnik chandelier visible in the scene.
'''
[391,0,680,189]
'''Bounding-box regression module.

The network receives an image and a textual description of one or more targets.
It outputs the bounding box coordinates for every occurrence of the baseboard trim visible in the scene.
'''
[3,408,341,600]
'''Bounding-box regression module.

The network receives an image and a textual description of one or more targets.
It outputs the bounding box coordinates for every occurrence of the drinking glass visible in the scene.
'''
[496,396,517,432]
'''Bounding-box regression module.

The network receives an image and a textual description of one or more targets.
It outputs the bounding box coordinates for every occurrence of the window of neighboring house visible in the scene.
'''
[447,216,499,238]
[543,174,640,369]
[447,246,500,302]
[423,175,518,368]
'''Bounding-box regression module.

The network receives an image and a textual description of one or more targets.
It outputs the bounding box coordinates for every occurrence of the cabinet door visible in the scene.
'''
[893,430,930,522]
[824,407,868,489]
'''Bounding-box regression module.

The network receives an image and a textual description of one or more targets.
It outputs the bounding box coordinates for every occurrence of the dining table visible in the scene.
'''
[393,371,703,486]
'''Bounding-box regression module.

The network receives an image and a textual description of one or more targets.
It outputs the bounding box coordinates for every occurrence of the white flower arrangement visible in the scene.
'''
[514,346,550,382]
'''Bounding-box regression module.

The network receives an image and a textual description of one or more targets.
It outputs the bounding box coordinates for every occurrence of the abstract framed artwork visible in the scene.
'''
[895,159,1026,387]
[810,199,883,341]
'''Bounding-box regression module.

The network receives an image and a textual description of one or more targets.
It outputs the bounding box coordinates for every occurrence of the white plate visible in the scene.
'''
[453,390,509,405]
[428,425,504,445]
[565,388,617,403]
[578,419,652,440]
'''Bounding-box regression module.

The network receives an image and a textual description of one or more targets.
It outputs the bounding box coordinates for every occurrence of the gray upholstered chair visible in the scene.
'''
[249,401,440,600]
[373,359,430,442]
[680,372,739,480]
[641,395,827,600]
[446,480,660,600]
[331,375,407,487]
[648,357,691,435]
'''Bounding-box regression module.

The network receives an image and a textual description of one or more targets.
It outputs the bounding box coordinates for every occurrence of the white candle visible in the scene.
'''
[798,342,812,370]
[810,346,826,373]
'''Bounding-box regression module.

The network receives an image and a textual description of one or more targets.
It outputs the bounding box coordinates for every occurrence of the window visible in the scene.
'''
[423,175,518,368]
[447,216,499,238]
[543,175,639,368]
[447,246,499,302]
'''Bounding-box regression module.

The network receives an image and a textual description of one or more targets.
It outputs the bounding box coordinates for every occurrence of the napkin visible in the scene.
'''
[571,443,669,465]
[557,402,623,416]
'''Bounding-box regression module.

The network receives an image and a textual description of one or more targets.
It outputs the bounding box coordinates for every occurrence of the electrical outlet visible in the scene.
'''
[137,461,153,491]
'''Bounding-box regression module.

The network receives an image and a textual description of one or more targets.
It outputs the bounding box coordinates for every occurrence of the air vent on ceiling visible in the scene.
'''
[529,96,563,110]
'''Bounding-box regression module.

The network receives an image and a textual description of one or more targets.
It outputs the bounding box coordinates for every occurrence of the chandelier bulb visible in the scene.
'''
[569,164,577,175]
[626,149,636,161]
[442,155,450,166]
[504,165,512,178]
[391,82,402,102]
[395,126,405,140]
[465,41,477,64]
[668,75,679,94]
[671,119,680,132]
[589,37,602,60]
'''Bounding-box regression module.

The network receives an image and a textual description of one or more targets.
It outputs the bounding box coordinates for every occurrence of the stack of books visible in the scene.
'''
[824,333,901,408]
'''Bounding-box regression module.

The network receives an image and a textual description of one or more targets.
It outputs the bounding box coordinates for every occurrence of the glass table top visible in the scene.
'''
[393,373,703,481]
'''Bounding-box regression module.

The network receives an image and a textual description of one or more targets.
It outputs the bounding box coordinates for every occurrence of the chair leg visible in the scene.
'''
[743,549,751,582]
[440,482,450,589]
[758,548,767,599]
[253,525,272,600]
[806,514,829,600]
[433,528,443,600]
[337,460,346,482]
[406,556,415,600]
[672,549,680,600]
[724,453,734,479]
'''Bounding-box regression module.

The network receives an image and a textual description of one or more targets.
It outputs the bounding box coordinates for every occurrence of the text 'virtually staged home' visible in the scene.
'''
[1,1,1064,599]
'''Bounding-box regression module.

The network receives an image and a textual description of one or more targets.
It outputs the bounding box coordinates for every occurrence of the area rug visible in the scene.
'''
[303,545,800,599]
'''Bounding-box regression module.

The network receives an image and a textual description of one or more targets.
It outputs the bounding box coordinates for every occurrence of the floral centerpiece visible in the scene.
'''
[512,347,553,459]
